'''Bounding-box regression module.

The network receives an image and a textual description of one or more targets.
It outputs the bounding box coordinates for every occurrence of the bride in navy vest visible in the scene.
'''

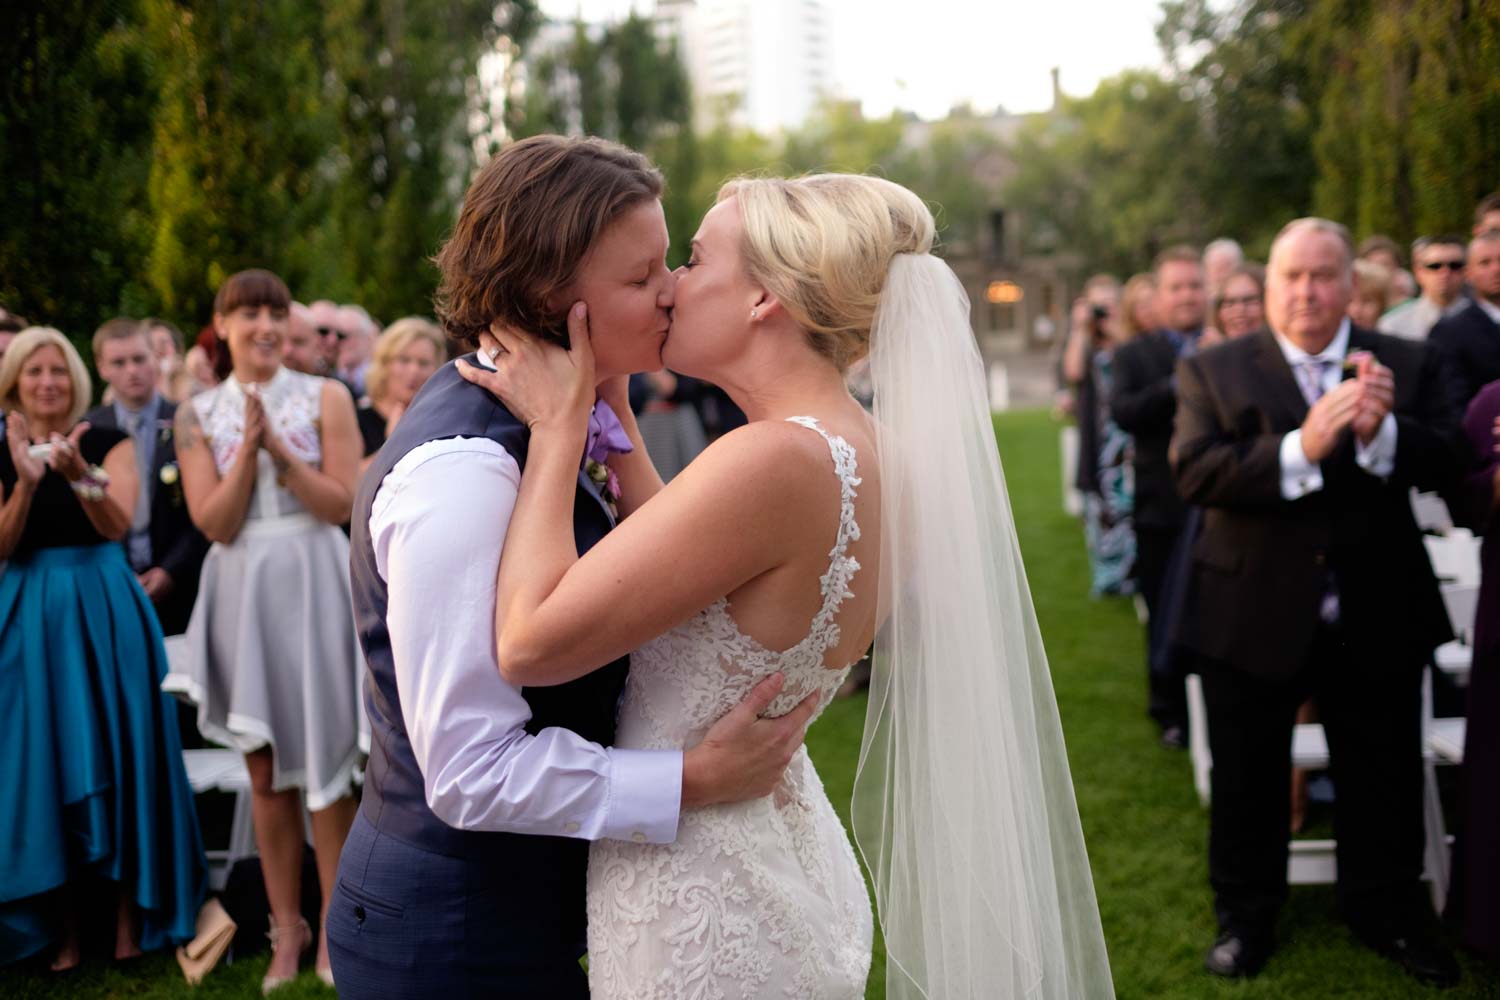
[456,172,1116,997]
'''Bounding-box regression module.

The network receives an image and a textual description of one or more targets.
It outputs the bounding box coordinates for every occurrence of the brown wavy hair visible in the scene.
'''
[434,135,663,351]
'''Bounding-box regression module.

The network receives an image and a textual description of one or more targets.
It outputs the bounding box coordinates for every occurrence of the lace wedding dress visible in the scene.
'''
[587,416,874,1000]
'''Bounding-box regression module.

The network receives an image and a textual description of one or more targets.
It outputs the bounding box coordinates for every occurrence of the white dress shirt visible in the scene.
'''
[367,365,682,844]
[1276,319,1398,500]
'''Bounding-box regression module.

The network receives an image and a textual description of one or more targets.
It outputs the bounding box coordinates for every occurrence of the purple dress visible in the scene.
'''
[1450,380,1500,958]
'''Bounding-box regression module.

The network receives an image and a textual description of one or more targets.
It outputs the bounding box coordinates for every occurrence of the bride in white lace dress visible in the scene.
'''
[461,174,1114,999]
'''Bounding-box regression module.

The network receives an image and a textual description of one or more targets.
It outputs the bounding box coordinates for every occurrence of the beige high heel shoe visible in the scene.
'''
[261,916,311,995]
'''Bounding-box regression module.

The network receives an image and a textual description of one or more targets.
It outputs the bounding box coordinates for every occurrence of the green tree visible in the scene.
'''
[141,0,331,324]
[0,1,158,340]
[1005,70,1214,276]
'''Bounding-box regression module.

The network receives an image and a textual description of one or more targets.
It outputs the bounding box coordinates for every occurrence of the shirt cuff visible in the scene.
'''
[1280,430,1324,499]
[1355,412,1398,478]
[602,748,683,844]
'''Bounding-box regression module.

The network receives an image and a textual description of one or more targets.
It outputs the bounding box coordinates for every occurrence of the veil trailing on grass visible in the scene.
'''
[853,252,1115,998]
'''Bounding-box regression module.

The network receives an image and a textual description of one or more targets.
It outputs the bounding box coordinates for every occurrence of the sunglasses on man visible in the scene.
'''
[1419,260,1465,272]
[317,326,349,340]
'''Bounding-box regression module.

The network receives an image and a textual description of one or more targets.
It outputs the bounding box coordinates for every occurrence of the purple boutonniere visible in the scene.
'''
[583,400,633,519]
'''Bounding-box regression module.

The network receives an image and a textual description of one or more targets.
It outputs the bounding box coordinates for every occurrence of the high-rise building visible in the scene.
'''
[655,0,832,134]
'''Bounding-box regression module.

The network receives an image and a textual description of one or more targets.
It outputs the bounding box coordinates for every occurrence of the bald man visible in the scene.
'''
[1170,218,1465,986]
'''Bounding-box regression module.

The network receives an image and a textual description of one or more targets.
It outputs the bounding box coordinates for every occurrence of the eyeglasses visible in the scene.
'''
[316,326,349,340]
[1220,295,1262,308]
[1419,260,1465,272]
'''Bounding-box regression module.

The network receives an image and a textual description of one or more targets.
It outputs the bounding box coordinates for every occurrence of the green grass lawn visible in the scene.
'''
[5,409,1497,998]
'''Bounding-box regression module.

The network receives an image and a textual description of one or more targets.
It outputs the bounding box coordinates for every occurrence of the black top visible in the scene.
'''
[0,425,130,558]
[356,405,386,458]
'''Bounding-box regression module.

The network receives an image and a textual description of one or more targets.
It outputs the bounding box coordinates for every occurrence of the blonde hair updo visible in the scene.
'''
[718,174,935,372]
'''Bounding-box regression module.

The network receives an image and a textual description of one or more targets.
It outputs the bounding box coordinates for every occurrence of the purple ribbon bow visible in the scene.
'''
[585,400,634,467]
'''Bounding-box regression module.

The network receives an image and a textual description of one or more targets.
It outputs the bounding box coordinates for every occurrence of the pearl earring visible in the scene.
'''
[750,309,758,319]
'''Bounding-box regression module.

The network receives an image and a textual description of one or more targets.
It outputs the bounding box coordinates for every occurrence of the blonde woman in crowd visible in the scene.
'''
[356,317,445,471]
[0,328,204,971]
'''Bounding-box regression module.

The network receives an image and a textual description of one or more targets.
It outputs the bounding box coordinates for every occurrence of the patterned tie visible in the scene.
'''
[1294,357,1341,623]
[1295,357,1336,406]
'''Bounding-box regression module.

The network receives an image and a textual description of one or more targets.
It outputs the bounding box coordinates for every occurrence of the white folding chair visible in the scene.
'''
[1424,530,1481,587]
[1189,665,1452,909]
[166,634,257,891]
[1410,489,1454,534]
[1441,583,1480,645]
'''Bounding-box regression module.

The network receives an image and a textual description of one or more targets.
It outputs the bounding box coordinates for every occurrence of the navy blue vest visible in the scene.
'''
[349,356,628,934]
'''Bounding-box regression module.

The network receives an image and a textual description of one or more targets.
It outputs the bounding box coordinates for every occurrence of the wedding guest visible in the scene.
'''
[0,327,205,970]
[309,299,343,374]
[1380,235,1470,341]
[1212,264,1266,339]
[334,305,376,399]
[1476,192,1500,237]
[140,317,191,402]
[86,318,209,637]
[1447,377,1500,961]
[166,269,364,991]
[1430,229,1500,410]
[1171,218,1464,986]
[627,369,708,481]
[1110,245,1207,749]
[1357,234,1403,274]
[1204,238,1244,294]
[356,316,444,471]
[1063,275,1135,594]
[182,325,224,396]
[1119,273,1158,340]
[1349,260,1396,331]
[283,302,328,377]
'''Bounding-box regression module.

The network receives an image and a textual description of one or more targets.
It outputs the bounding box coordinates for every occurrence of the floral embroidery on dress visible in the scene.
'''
[587,417,874,1000]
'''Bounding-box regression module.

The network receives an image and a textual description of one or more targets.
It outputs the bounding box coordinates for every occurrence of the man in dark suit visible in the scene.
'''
[1429,228,1500,410]
[1110,245,1212,748]
[1170,218,1465,986]
[88,318,209,637]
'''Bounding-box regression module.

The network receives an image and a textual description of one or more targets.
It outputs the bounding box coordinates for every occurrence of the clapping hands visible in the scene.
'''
[1299,352,1394,463]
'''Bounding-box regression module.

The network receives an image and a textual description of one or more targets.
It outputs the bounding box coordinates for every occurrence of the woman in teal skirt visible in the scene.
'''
[0,327,204,970]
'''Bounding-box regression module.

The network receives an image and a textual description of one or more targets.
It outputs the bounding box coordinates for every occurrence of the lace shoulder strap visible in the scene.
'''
[784,416,863,654]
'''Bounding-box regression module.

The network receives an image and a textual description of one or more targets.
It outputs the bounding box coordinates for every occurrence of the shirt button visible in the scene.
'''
[563,822,580,834]
[631,832,647,843]
[354,905,366,923]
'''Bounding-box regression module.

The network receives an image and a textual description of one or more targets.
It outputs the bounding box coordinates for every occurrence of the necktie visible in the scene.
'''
[1295,358,1336,405]
[1294,357,1341,623]
[129,411,152,567]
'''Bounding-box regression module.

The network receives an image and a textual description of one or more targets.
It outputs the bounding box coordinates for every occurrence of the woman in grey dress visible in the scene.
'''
[166,269,365,992]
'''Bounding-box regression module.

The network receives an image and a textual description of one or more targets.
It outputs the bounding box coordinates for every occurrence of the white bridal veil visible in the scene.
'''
[853,253,1116,998]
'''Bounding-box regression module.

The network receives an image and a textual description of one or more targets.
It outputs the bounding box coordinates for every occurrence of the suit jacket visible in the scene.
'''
[1168,327,1464,678]
[1110,331,1189,531]
[1429,301,1500,411]
[85,398,209,634]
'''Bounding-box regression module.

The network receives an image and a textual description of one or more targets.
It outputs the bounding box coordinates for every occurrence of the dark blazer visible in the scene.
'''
[1429,301,1500,411]
[1168,326,1464,677]
[85,397,209,634]
[1110,331,1189,530]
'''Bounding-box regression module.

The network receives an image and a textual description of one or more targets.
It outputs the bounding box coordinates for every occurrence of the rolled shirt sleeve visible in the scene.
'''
[370,437,681,844]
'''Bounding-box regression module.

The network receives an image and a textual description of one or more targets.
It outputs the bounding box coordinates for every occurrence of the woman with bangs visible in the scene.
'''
[0,328,204,970]
[167,269,365,992]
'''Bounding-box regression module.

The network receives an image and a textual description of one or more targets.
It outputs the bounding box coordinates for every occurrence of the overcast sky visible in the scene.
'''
[537,0,1169,118]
